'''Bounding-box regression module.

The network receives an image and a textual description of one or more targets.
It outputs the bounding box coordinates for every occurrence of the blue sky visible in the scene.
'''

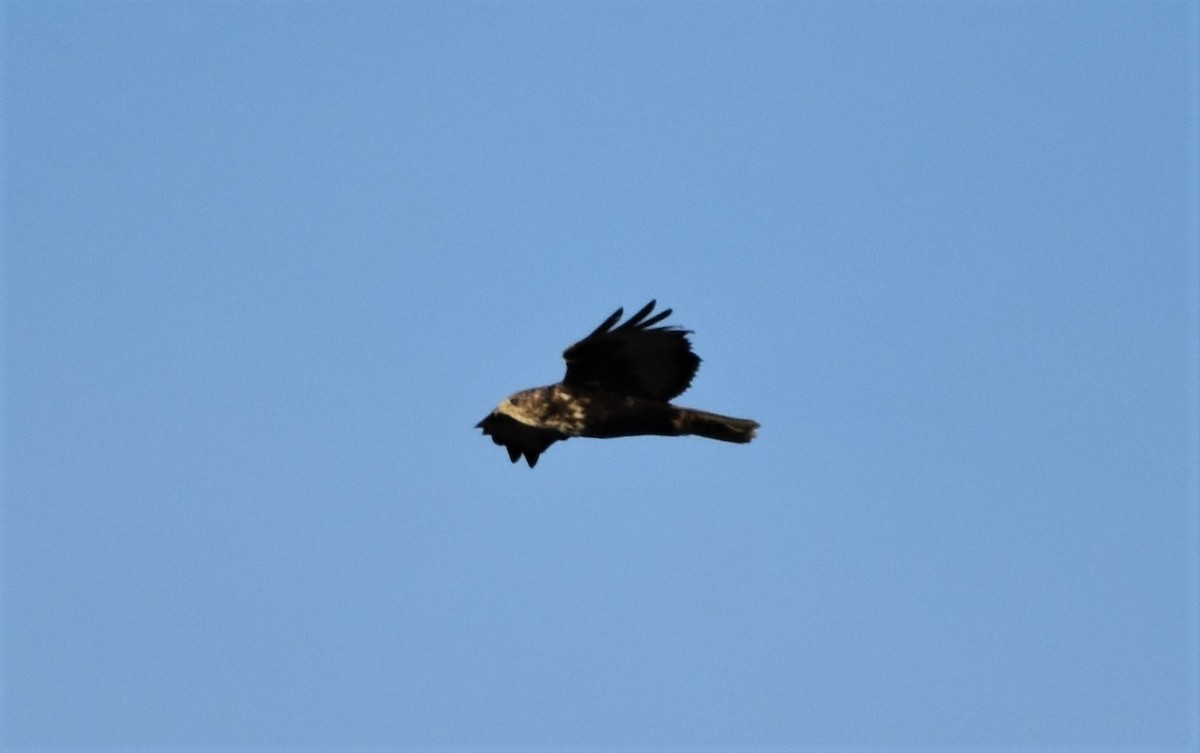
[3,1,1198,749]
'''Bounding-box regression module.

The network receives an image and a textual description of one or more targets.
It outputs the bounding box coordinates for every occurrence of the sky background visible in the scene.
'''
[3,1,1198,750]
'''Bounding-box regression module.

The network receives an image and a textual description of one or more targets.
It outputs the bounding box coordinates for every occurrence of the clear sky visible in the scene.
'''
[3,1,1198,750]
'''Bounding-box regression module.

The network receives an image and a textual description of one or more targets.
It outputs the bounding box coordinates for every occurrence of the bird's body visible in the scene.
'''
[498,384,675,437]
[477,301,759,467]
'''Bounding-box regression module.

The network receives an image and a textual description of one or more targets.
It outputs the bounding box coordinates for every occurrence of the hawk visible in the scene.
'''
[476,301,759,467]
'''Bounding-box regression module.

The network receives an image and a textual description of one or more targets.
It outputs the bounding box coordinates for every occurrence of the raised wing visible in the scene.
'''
[561,300,701,401]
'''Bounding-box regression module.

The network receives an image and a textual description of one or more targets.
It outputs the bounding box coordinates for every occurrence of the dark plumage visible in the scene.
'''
[476,301,759,467]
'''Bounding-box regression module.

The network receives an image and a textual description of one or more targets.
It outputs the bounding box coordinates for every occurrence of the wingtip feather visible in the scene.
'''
[585,307,624,338]
[641,308,672,328]
[620,300,658,330]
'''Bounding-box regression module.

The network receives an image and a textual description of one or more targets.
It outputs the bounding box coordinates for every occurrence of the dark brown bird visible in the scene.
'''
[476,301,759,467]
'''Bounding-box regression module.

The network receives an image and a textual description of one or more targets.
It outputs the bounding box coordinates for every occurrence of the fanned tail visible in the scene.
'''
[676,408,759,444]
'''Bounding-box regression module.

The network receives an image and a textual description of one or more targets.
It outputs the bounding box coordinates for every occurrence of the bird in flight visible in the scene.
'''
[476,300,759,467]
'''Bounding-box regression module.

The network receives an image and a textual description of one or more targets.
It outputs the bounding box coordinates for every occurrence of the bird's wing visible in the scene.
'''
[476,412,565,468]
[561,300,701,401]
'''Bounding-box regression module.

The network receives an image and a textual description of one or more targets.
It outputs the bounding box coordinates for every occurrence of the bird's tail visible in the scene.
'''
[675,408,759,444]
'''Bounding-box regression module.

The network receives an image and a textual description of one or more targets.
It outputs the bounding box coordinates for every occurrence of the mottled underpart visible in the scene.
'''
[500,384,678,439]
